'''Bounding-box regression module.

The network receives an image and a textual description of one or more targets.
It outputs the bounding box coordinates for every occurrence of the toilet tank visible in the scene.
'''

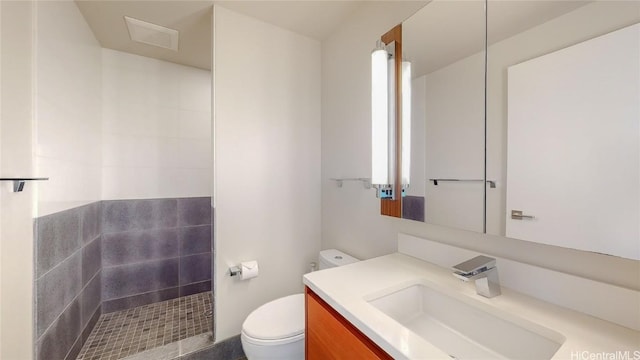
[318,249,359,270]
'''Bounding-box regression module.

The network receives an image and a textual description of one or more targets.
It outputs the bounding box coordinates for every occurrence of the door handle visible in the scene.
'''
[511,210,535,220]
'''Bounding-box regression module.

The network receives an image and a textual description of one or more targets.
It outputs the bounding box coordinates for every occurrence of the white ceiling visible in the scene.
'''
[75,0,366,70]
[216,1,363,40]
[75,0,590,74]
[403,0,590,77]
[76,1,214,70]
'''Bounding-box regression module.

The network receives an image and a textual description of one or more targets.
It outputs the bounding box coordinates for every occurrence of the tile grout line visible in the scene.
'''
[101,223,212,237]
[62,330,83,360]
[103,282,211,304]
[36,268,102,345]
[36,233,101,282]
[102,250,211,270]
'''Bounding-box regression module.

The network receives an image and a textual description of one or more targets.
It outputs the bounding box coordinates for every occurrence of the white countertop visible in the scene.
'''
[303,253,640,359]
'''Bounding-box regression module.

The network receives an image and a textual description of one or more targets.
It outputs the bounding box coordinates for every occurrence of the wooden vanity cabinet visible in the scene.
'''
[305,287,392,360]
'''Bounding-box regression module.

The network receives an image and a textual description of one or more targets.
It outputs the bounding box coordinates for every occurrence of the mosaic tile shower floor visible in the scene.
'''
[77,292,212,360]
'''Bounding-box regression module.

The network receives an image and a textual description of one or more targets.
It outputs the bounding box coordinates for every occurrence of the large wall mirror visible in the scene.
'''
[401,1,640,260]
[402,0,486,230]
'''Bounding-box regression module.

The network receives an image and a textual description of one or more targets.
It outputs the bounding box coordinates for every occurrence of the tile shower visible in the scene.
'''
[77,292,212,360]
[30,2,214,359]
[34,197,213,360]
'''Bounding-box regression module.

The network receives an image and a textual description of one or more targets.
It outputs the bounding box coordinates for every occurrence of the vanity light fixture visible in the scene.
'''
[371,41,411,198]
[401,59,411,189]
[371,40,394,198]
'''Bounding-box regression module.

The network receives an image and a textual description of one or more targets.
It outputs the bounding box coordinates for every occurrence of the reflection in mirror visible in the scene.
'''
[402,0,639,260]
[373,25,404,217]
[485,1,640,260]
[402,1,486,231]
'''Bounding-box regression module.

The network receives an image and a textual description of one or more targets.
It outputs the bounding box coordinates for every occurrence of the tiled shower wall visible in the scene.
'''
[102,197,212,312]
[34,202,102,360]
[34,197,212,360]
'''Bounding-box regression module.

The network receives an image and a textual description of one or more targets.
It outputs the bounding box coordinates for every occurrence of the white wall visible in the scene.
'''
[35,1,212,210]
[321,1,640,295]
[1,0,102,355]
[102,49,211,200]
[35,0,102,217]
[0,2,35,358]
[422,54,485,232]
[213,5,321,341]
[321,2,426,259]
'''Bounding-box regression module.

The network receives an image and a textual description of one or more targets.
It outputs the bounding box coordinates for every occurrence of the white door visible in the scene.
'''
[506,23,640,260]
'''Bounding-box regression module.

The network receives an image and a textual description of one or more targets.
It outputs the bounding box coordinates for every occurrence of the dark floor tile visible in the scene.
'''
[180,253,212,285]
[178,198,211,226]
[179,225,211,256]
[102,258,179,300]
[102,228,179,266]
[78,292,212,359]
[179,335,244,360]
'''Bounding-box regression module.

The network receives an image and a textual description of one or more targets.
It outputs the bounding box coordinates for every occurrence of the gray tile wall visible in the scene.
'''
[402,195,425,222]
[34,202,102,360]
[34,197,213,360]
[101,197,212,313]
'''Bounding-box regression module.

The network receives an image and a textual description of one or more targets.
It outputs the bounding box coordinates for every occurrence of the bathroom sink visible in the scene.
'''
[367,282,565,360]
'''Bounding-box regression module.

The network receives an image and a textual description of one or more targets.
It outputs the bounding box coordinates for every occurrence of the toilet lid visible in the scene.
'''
[242,293,305,340]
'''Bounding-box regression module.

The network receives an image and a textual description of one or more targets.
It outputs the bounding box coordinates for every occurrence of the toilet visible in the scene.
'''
[241,249,359,360]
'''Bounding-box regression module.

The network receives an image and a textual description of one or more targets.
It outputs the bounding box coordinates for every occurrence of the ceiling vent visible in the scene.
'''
[124,16,179,51]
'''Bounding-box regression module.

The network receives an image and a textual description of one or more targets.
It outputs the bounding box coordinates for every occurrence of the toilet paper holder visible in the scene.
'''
[229,265,242,277]
[229,260,259,280]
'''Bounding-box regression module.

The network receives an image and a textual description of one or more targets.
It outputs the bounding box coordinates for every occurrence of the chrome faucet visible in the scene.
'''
[452,255,501,298]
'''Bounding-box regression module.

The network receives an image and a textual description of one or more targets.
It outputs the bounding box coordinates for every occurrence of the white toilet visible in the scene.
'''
[241,249,359,360]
